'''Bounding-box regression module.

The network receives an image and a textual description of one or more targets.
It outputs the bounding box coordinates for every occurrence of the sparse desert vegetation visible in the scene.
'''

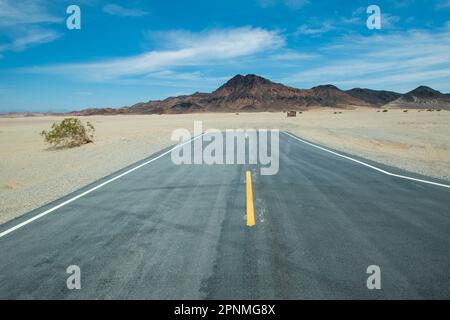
[40,118,95,148]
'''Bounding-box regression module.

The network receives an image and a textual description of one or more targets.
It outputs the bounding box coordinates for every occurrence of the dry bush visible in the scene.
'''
[40,118,95,148]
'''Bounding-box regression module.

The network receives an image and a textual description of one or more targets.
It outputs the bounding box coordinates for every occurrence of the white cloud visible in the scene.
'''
[0,0,60,27]
[295,22,335,35]
[295,9,401,36]
[0,27,60,52]
[269,51,316,61]
[282,25,450,92]
[382,14,401,29]
[22,27,284,81]
[0,0,61,54]
[102,4,149,17]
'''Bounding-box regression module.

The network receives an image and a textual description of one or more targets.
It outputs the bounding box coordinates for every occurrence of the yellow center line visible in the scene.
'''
[246,170,255,227]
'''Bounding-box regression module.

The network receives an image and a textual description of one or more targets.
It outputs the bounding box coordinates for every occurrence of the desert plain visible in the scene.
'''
[0,108,449,224]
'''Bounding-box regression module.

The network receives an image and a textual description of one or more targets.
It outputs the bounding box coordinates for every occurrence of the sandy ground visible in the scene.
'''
[1,109,449,224]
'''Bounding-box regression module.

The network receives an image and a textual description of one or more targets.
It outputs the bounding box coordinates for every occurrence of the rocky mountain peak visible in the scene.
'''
[218,74,274,90]
[407,86,442,97]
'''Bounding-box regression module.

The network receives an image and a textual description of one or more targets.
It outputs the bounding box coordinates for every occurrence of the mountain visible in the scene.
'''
[70,75,449,115]
[72,74,369,115]
[346,88,402,107]
[204,74,303,111]
[308,84,371,107]
[386,86,450,109]
[196,75,366,111]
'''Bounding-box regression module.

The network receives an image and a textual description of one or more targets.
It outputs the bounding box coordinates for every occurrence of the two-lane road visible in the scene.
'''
[0,132,449,299]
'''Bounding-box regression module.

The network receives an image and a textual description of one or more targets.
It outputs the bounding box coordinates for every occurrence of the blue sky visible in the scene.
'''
[1,0,450,112]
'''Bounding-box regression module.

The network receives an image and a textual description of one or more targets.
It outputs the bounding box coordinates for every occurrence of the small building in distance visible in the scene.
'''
[287,111,297,117]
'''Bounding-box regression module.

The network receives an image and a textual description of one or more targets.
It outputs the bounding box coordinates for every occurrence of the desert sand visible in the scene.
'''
[1,109,449,224]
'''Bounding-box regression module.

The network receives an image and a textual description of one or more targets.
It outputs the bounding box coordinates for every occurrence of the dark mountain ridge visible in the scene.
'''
[70,74,450,115]
[346,88,402,106]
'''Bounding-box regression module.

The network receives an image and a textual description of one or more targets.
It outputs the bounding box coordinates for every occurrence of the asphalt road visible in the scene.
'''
[0,131,449,299]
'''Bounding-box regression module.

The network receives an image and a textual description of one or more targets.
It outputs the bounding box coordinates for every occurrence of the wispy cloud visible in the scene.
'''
[382,14,401,29]
[295,9,400,37]
[102,4,150,17]
[0,27,60,52]
[282,24,450,92]
[257,0,309,10]
[268,51,316,61]
[295,21,335,36]
[22,27,284,81]
[0,0,60,27]
[0,0,61,53]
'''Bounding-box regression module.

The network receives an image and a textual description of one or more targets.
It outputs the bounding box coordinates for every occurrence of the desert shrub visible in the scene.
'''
[382,109,388,112]
[403,110,408,112]
[41,118,95,148]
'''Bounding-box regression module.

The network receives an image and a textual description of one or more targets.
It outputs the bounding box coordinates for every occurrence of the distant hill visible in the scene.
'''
[346,88,401,107]
[386,86,450,109]
[121,74,373,114]
[70,74,450,115]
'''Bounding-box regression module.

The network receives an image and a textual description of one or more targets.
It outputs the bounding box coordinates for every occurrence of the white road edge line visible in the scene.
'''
[283,132,450,189]
[0,134,205,239]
